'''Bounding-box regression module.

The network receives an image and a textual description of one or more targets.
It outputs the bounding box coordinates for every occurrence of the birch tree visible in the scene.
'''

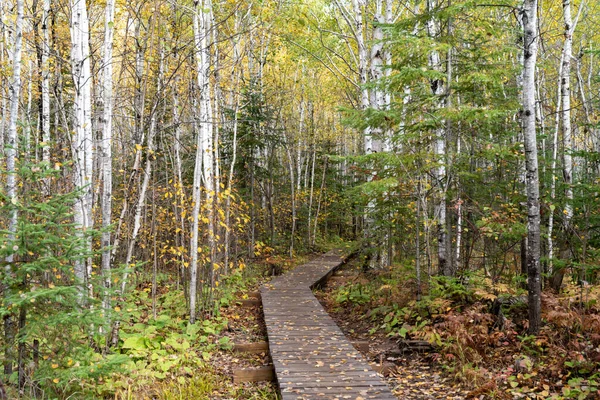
[426,0,449,276]
[41,0,51,171]
[3,0,24,376]
[190,0,215,323]
[561,0,574,249]
[522,0,541,334]
[99,0,116,320]
[70,0,94,299]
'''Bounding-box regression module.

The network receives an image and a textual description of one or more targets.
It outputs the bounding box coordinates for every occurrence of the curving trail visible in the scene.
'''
[261,250,396,399]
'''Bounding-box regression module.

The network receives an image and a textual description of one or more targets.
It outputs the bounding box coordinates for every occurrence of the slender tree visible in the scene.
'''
[99,0,116,327]
[426,0,449,276]
[70,0,94,300]
[522,0,541,334]
[3,0,24,377]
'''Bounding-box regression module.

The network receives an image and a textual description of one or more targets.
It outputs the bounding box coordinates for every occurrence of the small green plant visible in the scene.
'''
[429,276,473,302]
[334,283,372,305]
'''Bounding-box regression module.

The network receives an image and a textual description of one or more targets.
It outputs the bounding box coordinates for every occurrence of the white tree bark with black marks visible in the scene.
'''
[41,0,51,170]
[99,0,116,318]
[548,53,563,276]
[70,0,94,299]
[190,0,215,322]
[6,0,24,265]
[561,0,574,242]
[0,0,8,154]
[347,0,371,153]
[521,0,541,334]
[2,0,21,369]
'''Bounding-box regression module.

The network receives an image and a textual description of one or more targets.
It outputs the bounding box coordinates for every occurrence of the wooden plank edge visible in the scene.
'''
[233,365,275,383]
[233,341,269,354]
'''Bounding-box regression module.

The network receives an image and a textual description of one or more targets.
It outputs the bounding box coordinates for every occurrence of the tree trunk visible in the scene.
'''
[3,0,24,376]
[522,0,541,335]
[99,0,116,330]
[548,52,563,279]
[561,0,574,242]
[312,156,328,247]
[190,0,215,321]
[41,0,51,185]
[70,0,94,301]
[426,0,449,276]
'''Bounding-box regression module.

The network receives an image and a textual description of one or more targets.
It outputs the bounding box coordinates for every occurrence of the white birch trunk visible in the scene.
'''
[201,0,216,307]
[0,0,8,154]
[297,99,306,191]
[6,0,24,267]
[350,0,371,153]
[70,0,94,298]
[99,0,116,320]
[190,0,215,321]
[307,146,316,246]
[312,157,328,247]
[522,0,541,334]
[41,0,51,170]
[426,0,449,276]
[24,59,32,155]
[370,0,384,113]
[561,0,574,242]
[548,53,564,276]
[285,141,296,257]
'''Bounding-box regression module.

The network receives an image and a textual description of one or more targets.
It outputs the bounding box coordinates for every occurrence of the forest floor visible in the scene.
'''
[313,256,600,400]
[315,257,470,399]
[110,251,600,400]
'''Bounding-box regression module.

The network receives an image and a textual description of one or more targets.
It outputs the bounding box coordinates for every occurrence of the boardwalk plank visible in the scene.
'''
[261,250,395,399]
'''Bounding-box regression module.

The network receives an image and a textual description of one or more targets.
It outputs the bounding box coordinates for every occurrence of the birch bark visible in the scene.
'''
[426,0,449,276]
[190,0,215,322]
[521,0,541,334]
[3,0,24,375]
[41,0,51,170]
[70,0,94,299]
[99,0,116,320]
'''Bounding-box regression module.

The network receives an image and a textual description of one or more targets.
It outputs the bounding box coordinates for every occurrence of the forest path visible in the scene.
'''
[260,250,396,399]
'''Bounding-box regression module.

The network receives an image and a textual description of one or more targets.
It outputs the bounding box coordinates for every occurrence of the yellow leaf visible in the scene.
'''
[53,378,59,383]
[51,363,59,369]
[114,306,121,312]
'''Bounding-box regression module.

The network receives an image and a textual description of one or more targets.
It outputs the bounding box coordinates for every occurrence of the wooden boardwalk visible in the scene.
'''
[261,250,396,399]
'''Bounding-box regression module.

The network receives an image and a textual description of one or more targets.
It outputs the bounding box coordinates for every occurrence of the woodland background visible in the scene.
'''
[1,0,600,398]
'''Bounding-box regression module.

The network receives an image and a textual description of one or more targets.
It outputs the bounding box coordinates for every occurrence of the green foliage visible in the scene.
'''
[334,283,372,306]
[0,161,125,397]
[429,276,473,302]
